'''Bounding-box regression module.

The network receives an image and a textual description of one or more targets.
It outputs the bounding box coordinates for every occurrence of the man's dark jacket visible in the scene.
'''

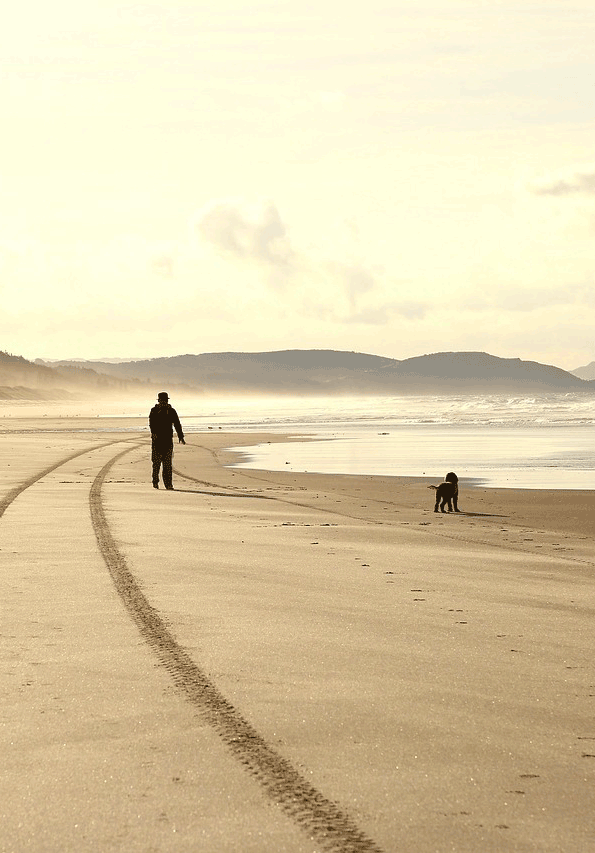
[149,404,184,449]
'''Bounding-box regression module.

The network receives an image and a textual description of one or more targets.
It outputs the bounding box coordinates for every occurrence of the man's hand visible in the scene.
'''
[179,437,186,444]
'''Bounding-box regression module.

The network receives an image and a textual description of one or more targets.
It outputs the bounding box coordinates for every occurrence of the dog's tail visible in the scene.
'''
[428,485,439,490]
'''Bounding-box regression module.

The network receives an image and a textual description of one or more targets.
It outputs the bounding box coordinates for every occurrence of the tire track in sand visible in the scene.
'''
[90,445,384,853]
[0,438,136,519]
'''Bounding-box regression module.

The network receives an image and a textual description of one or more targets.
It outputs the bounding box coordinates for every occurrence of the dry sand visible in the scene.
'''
[1,413,594,852]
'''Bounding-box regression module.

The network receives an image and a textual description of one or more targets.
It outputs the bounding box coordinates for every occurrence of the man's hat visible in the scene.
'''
[157,391,169,401]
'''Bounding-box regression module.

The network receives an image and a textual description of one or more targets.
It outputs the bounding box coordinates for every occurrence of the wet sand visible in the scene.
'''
[1,415,594,852]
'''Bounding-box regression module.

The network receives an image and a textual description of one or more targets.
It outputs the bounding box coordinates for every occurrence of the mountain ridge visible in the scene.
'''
[0,350,152,400]
[571,360,595,381]
[30,349,593,397]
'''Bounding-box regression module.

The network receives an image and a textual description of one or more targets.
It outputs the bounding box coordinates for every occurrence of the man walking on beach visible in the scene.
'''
[149,392,185,490]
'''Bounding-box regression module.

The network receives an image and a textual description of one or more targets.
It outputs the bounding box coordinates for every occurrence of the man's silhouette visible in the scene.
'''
[149,391,185,489]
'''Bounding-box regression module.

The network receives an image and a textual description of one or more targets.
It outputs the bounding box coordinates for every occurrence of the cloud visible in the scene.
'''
[344,307,392,325]
[499,284,595,312]
[326,262,375,308]
[531,166,595,197]
[195,199,294,267]
[194,198,432,327]
[195,200,391,312]
[344,301,429,325]
[462,283,595,313]
[395,301,429,320]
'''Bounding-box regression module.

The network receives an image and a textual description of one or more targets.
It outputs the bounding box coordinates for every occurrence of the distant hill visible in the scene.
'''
[41,357,148,364]
[1,352,60,384]
[570,361,595,381]
[387,352,587,392]
[38,350,396,394]
[39,349,594,395]
[0,350,150,400]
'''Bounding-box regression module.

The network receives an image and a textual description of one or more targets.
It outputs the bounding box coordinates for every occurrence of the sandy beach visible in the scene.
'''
[1,414,594,852]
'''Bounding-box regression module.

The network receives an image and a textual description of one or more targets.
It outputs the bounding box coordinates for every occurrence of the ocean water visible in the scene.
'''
[175,393,595,490]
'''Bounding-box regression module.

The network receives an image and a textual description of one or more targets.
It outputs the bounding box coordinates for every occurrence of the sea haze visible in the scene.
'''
[176,393,595,490]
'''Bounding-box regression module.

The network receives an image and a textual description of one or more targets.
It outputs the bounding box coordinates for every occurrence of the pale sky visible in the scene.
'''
[2,1,595,369]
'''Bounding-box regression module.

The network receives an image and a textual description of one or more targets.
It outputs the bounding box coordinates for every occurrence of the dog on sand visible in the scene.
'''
[429,471,460,513]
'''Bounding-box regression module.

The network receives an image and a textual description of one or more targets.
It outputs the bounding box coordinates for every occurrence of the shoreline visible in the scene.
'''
[2,398,595,488]
[206,438,595,541]
[2,414,595,535]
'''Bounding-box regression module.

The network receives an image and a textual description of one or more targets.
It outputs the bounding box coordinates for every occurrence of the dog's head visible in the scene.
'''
[445,471,458,484]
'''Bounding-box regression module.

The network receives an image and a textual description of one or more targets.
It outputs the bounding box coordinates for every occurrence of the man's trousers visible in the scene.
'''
[151,439,173,488]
